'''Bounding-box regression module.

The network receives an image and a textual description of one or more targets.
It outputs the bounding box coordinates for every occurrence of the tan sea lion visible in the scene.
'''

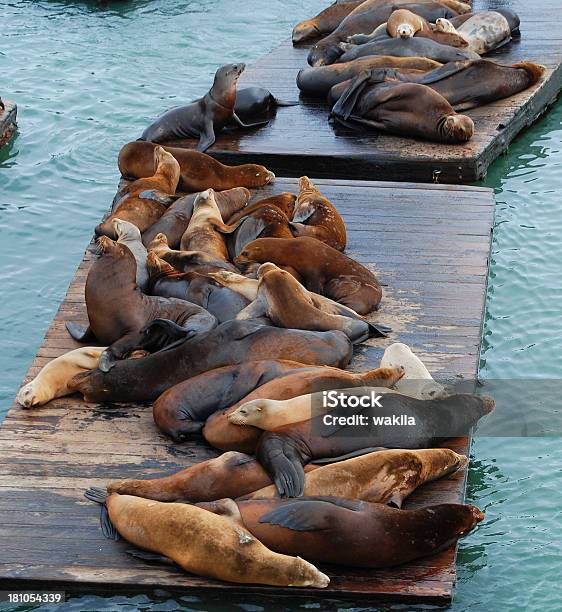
[290,176,346,251]
[16,347,106,408]
[85,492,329,588]
[386,8,468,46]
[96,146,180,238]
[118,141,275,193]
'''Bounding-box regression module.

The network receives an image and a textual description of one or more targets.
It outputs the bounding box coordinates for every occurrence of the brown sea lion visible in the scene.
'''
[202,365,404,454]
[85,492,329,588]
[153,360,313,440]
[69,320,353,403]
[331,78,474,143]
[146,253,249,324]
[118,141,275,193]
[140,64,269,152]
[307,1,464,67]
[233,236,383,315]
[297,55,441,98]
[227,193,296,225]
[290,177,346,251]
[256,391,495,497]
[96,146,180,238]
[199,497,484,569]
[66,238,217,371]
[293,0,364,43]
[141,187,251,248]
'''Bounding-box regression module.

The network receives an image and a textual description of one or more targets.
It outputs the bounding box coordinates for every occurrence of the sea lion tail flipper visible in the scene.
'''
[259,438,306,498]
[330,70,372,120]
[367,322,391,338]
[259,501,333,531]
[84,487,120,541]
[417,61,470,86]
[139,318,196,353]
[231,111,270,129]
[235,294,268,321]
[273,97,299,107]
[196,121,216,153]
[512,61,547,85]
[66,322,95,343]
[210,219,241,234]
[126,549,175,566]
[138,189,180,208]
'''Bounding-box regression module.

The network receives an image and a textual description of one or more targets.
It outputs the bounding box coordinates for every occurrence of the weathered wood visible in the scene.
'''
[0,177,494,604]
[166,0,562,183]
[0,100,17,148]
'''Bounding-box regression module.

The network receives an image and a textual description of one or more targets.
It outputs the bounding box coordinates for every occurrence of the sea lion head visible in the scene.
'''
[236,165,275,186]
[456,504,485,534]
[147,232,170,257]
[308,41,342,68]
[397,23,415,38]
[298,175,316,194]
[233,246,262,276]
[113,218,141,242]
[293,19,320,44]
[256,262,279,279]
[215,63,246,87]
[435,18,456,33]
[194,188,220,215]
[96,235,122,257]
[146,251,174,277]
[440,114,474,143]
[228,399,268,426]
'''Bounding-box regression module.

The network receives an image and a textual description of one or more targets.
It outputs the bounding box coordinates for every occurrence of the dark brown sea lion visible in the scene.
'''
[69,320,353,403]
[233,236,382,315]
[85,492,329,588]
[199,497,484,569]
[203,365,403,454]
[140,64,269,152]
[331,78,474,143]
[141,187,250,248]
[146,253,249,324]
[153,360,312,440]
[118,141,275,193]
[96,146,180,238]
[329,61,546,111]
[293,0,364,43]
[296,55,440,98]
[290,176,346,251]
[65,237,217,372]
[308,1,464,67]
[256,391,495,497]
[227,192,297,225]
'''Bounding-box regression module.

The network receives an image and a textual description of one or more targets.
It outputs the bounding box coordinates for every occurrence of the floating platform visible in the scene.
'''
[0,100,17,148]
[168,0,562,183]
[0,178,494,604]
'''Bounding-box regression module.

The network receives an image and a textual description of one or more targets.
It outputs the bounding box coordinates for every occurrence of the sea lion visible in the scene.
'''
[65,236,217,372]
[153,360,313,440]
[338,36,480,64]
[179,189,230,260]
[200,497,484,569]
[449,8,521,35]
[381,342,447,399]
[233,237,382,315]
[113,218,149,291]
[232,87,298,124]
[386,8,468,46]
[118,141,275,193]
[331,78,474,144]
[296,55,440,97]
[236,263,372,343]
[243,447,466,505]
[202,365,403,454]
[140,64,269,152]
[85,492,329,588]
[307,1,464,67]
[69,320,353,403]
[290,176,346,251]
[226,193,297,225]
[256,391,495,496]
[16,347,106,408]
[141,187,251,248]
[147,253,249,324]
[96,146,180,238]
[293,0,364,43]
[456,11,512,55]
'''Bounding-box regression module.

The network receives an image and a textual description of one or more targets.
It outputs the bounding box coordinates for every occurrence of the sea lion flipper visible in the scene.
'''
[368,322,391,338]
[196,120,216,153]
[126,549,174,566]
[139,318,196,353]
[138,189,179,207]
[330,71,372,120]
[259,502,332,531]
[84,487,120,541]
[235,294,268,321]
[417,60,472,85]
[273,98,299,107]
[66,322,95,343]
[231,111,270,129]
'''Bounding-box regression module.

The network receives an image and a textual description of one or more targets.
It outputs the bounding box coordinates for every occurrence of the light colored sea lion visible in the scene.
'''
[290,177,346,251]
[234,237,383,315]
[297,56,442,98]
[140,64,269,152]
[118,141,275,193]
[96,146,180,238]
[385,8,468,46]
[86,492,329,588]
[457,11,511,55]
[113,218,149,291]
[202,365,404,454]
[332,78,474,144]
[200,497,484,569]
[17,347,106,408]
[69,320,353,403]
[293,0,364,43]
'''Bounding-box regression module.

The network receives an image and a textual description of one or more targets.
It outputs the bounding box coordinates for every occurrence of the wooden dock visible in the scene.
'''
[167,0,562,183]
[0,178,494,604]
[0,100,17,148]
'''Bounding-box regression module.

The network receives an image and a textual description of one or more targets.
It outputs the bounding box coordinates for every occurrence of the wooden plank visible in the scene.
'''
[0,178,494,604]
[164,0,562,183]
[0,100,17,148]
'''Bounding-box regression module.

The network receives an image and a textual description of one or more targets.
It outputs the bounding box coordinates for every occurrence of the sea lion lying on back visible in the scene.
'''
[140,64,269,152]
[456,11,512,55]
[331,76,474,143]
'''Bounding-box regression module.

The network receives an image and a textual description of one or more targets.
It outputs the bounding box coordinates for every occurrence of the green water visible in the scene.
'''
[1,1,561,610]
